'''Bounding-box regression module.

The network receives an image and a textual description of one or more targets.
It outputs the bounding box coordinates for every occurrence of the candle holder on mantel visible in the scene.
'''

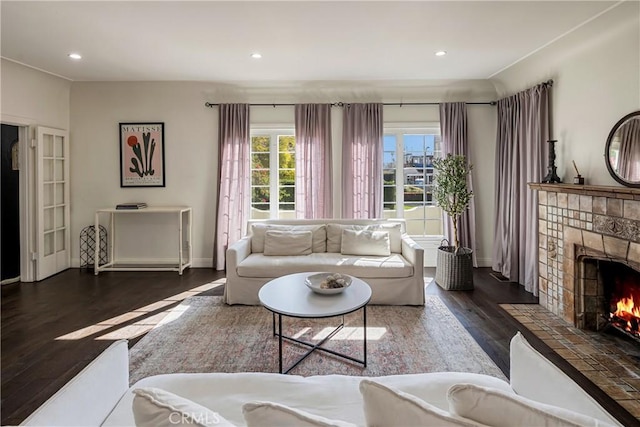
[542,139,562,183]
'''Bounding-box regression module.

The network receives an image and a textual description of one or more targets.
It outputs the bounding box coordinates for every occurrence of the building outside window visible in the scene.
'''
[250,129,296,219]
[383,127,443,237]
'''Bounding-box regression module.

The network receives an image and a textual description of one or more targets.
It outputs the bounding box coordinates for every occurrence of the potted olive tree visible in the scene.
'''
[432,154,474,290]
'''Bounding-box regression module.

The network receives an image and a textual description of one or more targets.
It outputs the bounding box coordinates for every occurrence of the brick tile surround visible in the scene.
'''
[529,183,640,325]
[524,183,640,424]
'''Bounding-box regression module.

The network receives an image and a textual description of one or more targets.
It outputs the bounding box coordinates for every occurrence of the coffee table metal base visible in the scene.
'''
[270,307,367,374]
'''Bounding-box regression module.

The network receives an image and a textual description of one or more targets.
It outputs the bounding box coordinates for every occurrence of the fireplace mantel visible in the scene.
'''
[529,183,640,199]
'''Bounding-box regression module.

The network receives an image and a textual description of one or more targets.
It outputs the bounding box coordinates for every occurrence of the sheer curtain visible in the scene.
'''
[294,104,333,218]
[214,104,250,270]
[342,103,383,218]
[493,83,550,295]
[617,117,640,181]
[439,102,478,267]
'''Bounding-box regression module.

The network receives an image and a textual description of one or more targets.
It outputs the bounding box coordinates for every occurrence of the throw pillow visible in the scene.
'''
[340,229,391,256]
[326,223,403,253]
[132,387,235,427]
[447,383,616,427]
[264,230,313,256]
[251,224,327,253]
[359,380,486,427]
[243,401,356,427]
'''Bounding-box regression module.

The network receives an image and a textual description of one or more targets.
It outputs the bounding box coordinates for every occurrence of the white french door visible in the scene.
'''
[35,126,70,280]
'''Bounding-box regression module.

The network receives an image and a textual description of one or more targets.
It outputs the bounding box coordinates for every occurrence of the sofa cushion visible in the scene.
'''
[447,384,616,427]
[327,223,402,253]
[251,224,327,253]
[243,401,356,427]
[264,230,313,256]
[341,229,390,256]
[360,380,486,427]
[132,387,236,427]
[102,372,513,427]
[236,252,413,279]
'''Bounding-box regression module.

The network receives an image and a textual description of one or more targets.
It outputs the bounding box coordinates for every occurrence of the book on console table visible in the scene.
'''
[116,203,147,210]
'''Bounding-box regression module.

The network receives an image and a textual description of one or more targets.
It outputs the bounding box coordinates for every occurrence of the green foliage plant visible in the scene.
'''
[432,154,473,249]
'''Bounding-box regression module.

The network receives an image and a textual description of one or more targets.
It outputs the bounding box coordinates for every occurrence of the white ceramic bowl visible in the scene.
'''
[305,273,352,295]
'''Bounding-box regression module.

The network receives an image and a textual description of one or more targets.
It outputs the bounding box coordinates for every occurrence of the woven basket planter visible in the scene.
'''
[435,241,474,291]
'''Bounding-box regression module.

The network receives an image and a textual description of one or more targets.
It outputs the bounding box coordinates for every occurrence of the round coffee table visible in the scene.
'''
[258,272,372,374]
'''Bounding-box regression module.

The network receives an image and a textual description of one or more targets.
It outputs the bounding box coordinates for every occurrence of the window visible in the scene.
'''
[250,129,296,219]
[383,128,443,236]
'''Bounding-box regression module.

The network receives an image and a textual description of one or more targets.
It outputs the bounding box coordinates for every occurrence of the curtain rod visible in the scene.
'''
[204,101,497,108]
[204,80,553,108]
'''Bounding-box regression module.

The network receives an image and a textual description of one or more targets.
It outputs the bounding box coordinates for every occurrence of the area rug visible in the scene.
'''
[129,296,506,384]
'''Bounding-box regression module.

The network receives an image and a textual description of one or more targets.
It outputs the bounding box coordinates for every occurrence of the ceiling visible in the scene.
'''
[0,1,620,83]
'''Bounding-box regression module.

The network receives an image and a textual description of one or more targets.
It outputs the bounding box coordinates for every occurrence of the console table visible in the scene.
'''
[94,206,192,275]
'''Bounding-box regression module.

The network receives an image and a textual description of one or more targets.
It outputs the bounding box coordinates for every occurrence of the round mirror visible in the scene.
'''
[605,110,640,188]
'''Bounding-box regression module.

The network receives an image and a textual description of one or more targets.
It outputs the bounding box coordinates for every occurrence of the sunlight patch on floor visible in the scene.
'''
[291,327,312,339]
[55,279,225,340]
[424,275,434,289]
[312,327,386,340]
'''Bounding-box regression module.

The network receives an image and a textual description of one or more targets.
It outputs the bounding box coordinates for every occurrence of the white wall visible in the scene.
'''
[490,2,640,186]
[70,80,497,267]
[70,82,218,267]
[1,58,71,129]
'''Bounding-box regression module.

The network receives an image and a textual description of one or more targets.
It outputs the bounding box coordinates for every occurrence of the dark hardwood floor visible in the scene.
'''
[1,267,533,425]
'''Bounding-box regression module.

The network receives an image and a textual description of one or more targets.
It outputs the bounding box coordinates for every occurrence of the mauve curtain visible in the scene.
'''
[294,104,333,218]
[214,104,250,270]
[342,103,383,219]
[617,117,640,182]
[493,83,549,295]
[439,102,478,267]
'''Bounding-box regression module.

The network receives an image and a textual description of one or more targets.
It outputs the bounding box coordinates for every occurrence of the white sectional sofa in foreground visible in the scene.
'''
[225,219,425,306]
[20,333,621,426]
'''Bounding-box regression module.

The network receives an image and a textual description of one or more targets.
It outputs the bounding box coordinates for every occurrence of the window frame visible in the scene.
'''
[383,123,442,237]
[250,126,296,219]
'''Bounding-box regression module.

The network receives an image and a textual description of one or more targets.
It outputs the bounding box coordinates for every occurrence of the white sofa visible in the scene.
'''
[20,332,622,426]
[225,219,425,306]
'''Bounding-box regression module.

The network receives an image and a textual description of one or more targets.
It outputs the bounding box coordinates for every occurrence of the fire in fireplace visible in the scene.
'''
[601,261,640,340]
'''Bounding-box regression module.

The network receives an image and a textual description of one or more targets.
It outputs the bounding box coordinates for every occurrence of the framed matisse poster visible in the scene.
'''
[119,122,165,187]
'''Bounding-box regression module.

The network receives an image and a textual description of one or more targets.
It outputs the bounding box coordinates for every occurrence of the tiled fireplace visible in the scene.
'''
[522,183,640,422]
[530,183,640,327]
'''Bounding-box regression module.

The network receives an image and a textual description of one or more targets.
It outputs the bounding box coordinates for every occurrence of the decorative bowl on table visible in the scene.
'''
[305,273,352,295]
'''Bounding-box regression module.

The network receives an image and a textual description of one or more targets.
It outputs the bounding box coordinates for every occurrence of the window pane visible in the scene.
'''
[252,153,270,169]
[404,184,424,204]
[279,169,295,185]
[279,203,295,211]
[279,152,295,168]
[278,135,295,152]
[44,232,54,256]
[279,186,295,203]
[383,185,395,203]
[43,134,54,157]
[252,186,269,204]
[251,136,270,152]
[383,135,396,151]
[251,170,269,186]
[383,169,396,185]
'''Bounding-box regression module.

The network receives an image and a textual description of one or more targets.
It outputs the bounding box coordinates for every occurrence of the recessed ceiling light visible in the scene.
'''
[68,53,82,60]
[435,51,447,57]
[250,53,262,59]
